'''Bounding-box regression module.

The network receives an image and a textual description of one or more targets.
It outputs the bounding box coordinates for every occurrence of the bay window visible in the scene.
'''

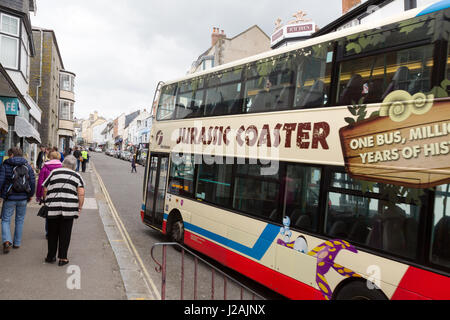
[60,73,75,92]
[0,35,18,68]
[1,14,19,36]
[0,13,29,73]
[59,100,74,121]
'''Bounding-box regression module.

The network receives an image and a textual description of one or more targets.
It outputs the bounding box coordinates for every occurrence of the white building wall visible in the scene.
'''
[117,114,125,138]
[362,0,439,24]
[92,122,107,145]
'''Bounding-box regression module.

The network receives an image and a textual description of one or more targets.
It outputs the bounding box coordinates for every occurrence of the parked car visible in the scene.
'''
[95,147,102,152]
[122,151,132,161]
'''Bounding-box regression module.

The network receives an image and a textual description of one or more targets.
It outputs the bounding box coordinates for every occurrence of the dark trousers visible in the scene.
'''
[47,217,74,260]
[131,165,137,173]
[82,161,87,172]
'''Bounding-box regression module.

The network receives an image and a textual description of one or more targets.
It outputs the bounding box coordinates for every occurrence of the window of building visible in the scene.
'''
[21,22,28,51]
[0,34,18,69]
[0,14,21,70]
[20,42,28,78]
[431,184,450,269]
[325,172,421,260]
[1,14,19,36]
[59,100,73,121]
[60,73,75,92]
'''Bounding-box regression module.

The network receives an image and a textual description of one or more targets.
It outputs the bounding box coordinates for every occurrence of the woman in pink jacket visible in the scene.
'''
[36,151,62,238]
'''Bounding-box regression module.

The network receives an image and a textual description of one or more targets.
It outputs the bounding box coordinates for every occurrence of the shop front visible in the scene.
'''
[0,66,41,164]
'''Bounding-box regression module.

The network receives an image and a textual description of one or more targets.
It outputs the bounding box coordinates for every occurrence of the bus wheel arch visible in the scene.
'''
[332,278,388,300]
[166,210,184,244]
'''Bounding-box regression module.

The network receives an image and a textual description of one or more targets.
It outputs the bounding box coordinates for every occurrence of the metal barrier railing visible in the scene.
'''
[151,242,266,300]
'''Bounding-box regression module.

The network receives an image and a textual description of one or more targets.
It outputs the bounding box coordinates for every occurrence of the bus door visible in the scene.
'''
[144,153,169,229]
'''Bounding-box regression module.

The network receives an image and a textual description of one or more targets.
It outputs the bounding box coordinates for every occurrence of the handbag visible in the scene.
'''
[37,201,49,218]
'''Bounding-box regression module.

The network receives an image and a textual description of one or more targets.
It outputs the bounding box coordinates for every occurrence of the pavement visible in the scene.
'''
[0,162,155,300]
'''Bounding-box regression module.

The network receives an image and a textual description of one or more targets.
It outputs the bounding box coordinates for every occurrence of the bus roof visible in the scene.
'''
[162,1,445,86]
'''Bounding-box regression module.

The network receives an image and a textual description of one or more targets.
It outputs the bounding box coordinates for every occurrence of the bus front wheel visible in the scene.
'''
[335,281,387,300]
[168,219,184,245]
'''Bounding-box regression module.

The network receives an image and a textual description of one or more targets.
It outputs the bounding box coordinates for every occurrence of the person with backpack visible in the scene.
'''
[0,147,36,254]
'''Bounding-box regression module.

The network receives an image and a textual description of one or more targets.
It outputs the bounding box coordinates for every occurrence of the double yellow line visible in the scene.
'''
[91,162,161,300]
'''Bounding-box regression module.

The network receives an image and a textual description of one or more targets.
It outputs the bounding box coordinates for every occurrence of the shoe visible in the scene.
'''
[58,259,69,266]
[3,242,12,254]
[45,257,56,263]
[12,245,20,249]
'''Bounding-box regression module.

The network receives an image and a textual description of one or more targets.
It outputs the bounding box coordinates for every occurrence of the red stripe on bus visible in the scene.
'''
[184,230,324,300]
[392,266,450,300]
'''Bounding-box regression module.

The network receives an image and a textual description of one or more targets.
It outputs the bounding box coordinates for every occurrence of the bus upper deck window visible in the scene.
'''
[294,44,332,109]
[157,85,177,121]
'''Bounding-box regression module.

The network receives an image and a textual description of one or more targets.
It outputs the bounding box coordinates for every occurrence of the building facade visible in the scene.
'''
[0,0,42,165]
[58,70,76,152]
[79,111,106,145]
[125,109,150,149]
[101,121,114,150]
[29,28,73,151]
[188,25,271,74]
[315,0,438,36]
[92,120,107,147]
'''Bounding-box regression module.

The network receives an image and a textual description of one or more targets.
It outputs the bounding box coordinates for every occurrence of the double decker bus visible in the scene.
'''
[141,1,450,300]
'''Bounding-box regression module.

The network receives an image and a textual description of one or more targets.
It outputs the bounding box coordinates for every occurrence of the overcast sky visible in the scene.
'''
[30,0,342,120]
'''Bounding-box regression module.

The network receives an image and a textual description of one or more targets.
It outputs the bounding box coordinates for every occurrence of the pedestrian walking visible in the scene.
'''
[36,151,63,239]
[131,154,137,173]
[0,147,36,254]
[81,148,89,173]
[73,147,81,172]
[36,145,48,172]
[42,155,85,266]
[53,147,64,162]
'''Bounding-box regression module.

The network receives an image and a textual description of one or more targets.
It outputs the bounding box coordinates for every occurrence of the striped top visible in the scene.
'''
[42,168,85,218]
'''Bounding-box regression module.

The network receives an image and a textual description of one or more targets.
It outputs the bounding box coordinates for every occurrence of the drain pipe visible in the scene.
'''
[36,29,43,106]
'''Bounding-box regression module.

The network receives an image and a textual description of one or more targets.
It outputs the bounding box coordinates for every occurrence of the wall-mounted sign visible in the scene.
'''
[270,22,316,47]
[0,97,20,116]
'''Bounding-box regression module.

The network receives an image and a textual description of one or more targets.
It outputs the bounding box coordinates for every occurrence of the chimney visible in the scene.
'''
[342,0,361,14]
[211,27,226,46]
